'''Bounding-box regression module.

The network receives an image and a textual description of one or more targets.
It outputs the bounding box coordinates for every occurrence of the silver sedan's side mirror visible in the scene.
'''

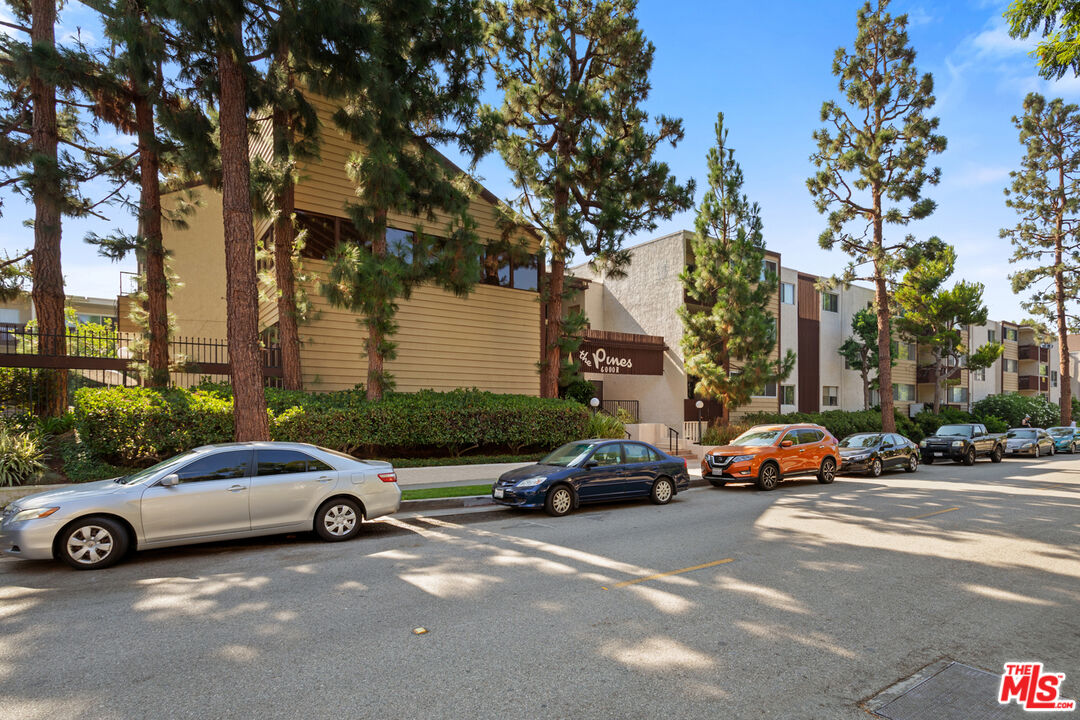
[159,474,179,487]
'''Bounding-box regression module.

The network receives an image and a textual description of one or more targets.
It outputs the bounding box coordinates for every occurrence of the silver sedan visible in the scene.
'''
[0,442,402,570]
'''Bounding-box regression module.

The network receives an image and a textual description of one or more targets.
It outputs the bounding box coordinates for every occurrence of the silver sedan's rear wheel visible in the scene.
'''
[314,498,362,541]
[59,516,129,570]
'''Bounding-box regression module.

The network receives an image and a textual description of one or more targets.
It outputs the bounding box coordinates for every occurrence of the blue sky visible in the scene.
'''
[2,0,1078,321]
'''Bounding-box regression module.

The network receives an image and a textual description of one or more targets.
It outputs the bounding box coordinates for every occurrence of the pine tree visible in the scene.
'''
[0,0,133,414]
[679,114,794,425]
[807,0,946,432]
[484,0,694,398]
[895,240,1003,413]
[1006,2,1080,80]
[1002,93,1080,425]
[838,307,887,411]
[321,0,487,400]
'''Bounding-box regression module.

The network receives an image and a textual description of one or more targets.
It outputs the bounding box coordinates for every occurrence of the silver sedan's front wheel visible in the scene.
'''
[314,498,362,542]
[59,516,129,570]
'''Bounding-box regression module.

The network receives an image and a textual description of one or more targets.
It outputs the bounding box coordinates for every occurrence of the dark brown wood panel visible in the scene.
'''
[797,275,820,413]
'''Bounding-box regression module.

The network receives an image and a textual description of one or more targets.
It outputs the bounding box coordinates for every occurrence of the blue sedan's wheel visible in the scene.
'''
[545,486,573,517]
[650,477,674,505]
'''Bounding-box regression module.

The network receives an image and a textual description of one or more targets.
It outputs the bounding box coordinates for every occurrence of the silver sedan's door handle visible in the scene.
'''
[227,484,247,492]
[317,476,333,483]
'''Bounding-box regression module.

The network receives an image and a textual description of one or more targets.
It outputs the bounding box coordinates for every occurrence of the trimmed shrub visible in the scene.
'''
[0,426,47,486]
[75,386,590,465]
[972,393,1060,429]
[701,422,752,446]
[586,411,625,439]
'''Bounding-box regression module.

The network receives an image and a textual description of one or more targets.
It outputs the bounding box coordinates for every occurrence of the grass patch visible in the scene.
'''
[386,453,543,468]
[401,484,494,501]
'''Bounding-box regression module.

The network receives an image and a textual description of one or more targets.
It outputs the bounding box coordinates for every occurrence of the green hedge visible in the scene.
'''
[739,409,923,441]
[971,393,1061,429]
[74,386,590,465]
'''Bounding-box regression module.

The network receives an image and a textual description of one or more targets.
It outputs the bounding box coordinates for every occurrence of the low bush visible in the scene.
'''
[585,411,625,439]
[0,426,47,486]
[701,422,752,446]
[75,386,590,465]
[972,393,1060,429]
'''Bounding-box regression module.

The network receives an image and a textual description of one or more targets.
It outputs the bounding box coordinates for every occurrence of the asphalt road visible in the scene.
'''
[2,454,1079,719]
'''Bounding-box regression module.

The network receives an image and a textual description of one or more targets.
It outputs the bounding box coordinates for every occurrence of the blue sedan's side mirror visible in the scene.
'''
[583,460,598,470]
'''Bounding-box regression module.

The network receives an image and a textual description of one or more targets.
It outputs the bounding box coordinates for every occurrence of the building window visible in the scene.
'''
[973,367,986,382]
[1052,370,1058,387]
[822,293,839,312]
[870,388,881,407]
[1039,363,1048,377]
[781,385,795,405]
[893,383,916,402]
[822,386,838,406]
[1005,328,1018,341]
[761,259,778,281]
[755,381,778,398]
[1004,358,1018,373]
[895,342,916,361]
[514,254,540,291]
[987,329,996,343]
[386,228,415,264]
[780,282,795,305]
[947,386,969,404]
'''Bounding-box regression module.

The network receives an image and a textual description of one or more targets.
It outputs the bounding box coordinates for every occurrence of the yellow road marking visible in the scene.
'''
[907,507,959,520]
[611,558,734,589]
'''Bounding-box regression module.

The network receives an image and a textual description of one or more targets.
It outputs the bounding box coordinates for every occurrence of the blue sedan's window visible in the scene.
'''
[591,445,622,466]
[621,443,652,464]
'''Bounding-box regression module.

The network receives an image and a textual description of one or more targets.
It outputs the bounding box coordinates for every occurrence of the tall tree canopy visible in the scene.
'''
[807,0,946,432]
[1006,1,1080,80]
[679,113,794,425]
[1002,92,1080,424]
[484,0,694,397]
[895,239,1003,414]
[321,0,488,400]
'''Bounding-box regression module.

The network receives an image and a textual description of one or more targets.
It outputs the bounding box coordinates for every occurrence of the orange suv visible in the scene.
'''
[701,424,840,491]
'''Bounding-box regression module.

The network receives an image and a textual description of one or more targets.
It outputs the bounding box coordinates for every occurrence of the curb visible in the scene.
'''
[399,476,712,513]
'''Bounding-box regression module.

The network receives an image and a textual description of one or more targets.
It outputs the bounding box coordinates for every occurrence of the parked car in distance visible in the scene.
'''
[838,432,920,476]
[0,442,402,570]
[1046,426,1079,454]
[492,440,690,517]
[702,424,840,491]
[919,423,1005,465]
[1005,428,1056,458]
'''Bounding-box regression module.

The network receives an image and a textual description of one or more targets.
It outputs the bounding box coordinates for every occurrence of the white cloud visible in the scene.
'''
[970,24,1035,58]
[949,164,1012,188]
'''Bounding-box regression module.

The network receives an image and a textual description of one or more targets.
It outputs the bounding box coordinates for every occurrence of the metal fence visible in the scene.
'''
[0,327,282,410]
[601,399,639,423]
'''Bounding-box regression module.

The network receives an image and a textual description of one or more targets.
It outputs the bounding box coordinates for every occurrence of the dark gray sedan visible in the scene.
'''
[1005,428,1055,458]
[0,442,401,570]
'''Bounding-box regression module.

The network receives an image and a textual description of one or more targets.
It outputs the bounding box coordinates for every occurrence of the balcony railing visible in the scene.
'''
[1018,375,1049,392]
[1018,344,1050,362]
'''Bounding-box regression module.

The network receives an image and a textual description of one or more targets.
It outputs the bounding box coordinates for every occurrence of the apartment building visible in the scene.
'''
[162,93,543,396]
[569,231,1070,439]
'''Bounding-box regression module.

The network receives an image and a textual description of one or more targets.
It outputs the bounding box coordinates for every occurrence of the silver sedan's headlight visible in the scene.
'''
[1022,443,1033,449]
[515,476,547,488]
[11,507,60,523]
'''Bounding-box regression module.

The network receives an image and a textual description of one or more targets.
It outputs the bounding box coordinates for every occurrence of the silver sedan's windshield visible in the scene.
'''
[1007,429,1036,440]
[115,451,198,485]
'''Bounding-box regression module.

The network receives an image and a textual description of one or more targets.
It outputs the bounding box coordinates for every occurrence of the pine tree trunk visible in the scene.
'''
[272,108,302,390]
[542,256,564,399]
[874,263,895,432]
[365,209,388,401]
[218,28,269,441]
[933,358,944,414]
[29,0,66,417]
[135,89,169,386]
[1055,235,1072,425]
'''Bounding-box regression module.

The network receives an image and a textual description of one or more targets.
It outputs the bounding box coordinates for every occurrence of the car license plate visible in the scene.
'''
[493,488,504,498]
[934,452,945,457]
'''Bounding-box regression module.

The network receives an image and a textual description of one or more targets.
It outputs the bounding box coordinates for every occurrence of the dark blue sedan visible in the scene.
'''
[492,439,691,517]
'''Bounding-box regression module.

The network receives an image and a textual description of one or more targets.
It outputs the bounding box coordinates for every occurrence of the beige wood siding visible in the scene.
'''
[1003,334,1019,393]
[299,259,539,394]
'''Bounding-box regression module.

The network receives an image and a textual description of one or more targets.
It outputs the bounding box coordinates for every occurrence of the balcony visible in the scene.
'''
[917,365,961,384]
[1018,375,1049,392]
[1018,344,1050,362]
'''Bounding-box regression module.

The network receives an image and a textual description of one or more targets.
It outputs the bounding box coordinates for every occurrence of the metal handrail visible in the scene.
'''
[667,426,680,456]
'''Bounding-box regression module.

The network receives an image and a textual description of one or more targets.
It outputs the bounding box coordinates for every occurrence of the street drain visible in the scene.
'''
[866,660,1028,719]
